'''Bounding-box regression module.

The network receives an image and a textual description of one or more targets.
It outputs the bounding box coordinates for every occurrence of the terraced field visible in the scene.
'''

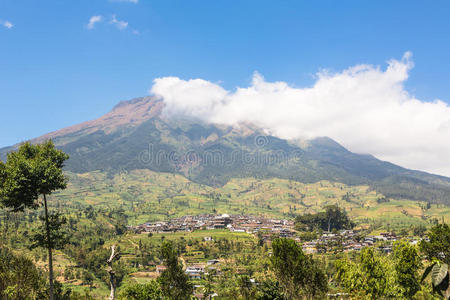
[52,169,449,229]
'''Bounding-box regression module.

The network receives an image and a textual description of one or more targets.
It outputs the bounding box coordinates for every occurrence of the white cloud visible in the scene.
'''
[87,15,102,29]
[2,20,13,29]
[150,52,450,177]
[110,15,128,30]
[87,15,133,32]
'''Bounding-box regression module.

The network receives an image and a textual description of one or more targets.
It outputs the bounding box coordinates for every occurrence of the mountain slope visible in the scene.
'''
[1,96,450,205]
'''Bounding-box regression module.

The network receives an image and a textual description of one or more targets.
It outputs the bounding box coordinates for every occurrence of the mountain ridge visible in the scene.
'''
[1,96,449,205]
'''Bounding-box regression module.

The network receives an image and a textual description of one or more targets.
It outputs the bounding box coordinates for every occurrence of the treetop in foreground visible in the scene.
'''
[0,140,69,211]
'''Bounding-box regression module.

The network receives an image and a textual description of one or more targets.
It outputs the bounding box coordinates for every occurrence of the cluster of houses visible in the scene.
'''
[129,213,412,254]
[300,230,399,254]
[129,213,296,237]
[156,258,221,281]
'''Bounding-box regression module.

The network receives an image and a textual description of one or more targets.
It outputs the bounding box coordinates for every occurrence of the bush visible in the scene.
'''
[119,281,162,300]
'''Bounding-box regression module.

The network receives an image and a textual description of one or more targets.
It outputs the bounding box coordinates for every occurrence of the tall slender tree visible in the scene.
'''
[158,240,193,299]
[0,141,69,300]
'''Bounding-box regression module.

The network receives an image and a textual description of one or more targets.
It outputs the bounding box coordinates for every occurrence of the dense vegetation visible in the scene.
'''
[295,205,354,232]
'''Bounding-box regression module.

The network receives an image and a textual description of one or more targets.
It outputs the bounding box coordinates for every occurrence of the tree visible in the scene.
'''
[82,271,95,289]
[324,205,354,232]
[119,281,162,300]
[256,279,286,300]
[157,240,193,299]
[271,238,327,299]
[420,223,450,265]
[393,241,422,298]
[335,246,408,298]
[412,224,427,237]
[295,205,353,232]
[238,275,256,300]
[420,223,450,298]
[31,212,68,251]
[357,247,390,297]
[107,245,121,300]
[0,246,45,299]
[0,141,69,300]
[203,268,216,299]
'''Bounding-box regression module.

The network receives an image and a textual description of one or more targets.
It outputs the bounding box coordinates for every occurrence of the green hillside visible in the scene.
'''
[53,169,449,229]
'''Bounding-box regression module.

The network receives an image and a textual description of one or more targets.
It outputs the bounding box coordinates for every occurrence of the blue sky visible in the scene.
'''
[1,0,450,153]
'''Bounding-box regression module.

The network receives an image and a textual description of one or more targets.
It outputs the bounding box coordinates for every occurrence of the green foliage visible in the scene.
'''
[359,247,393,298]
[119,281,162,300]
[421,262,450,299]
[431,263,448,287]
[0,246,45,299]
[336,247,393,298]
[50,280,74,300]
[237,275,257,300]
[393,241,422,298]
[336,244,423,299]
[0,141,69,211]
[271,238,327,299]
[82,271,94,287]
[420,223,450,265]
[31,212,69,250]
[157,240,193,299]
[295,205,354,231]
[203,269,216,299]
[413,224,427,237]
[255,279,286,300]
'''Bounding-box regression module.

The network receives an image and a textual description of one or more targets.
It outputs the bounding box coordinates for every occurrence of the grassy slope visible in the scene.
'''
[53,169,449,229]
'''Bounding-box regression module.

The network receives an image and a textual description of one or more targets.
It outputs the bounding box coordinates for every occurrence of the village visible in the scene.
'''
[129,213,296,236]
[129,213,403,257]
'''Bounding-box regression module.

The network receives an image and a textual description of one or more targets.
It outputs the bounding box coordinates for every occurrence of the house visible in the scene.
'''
[156,265,167,274]
[302,245,317,254]
[380,247,392,253]
[186,265,205,280]
[186,265,205,273]
[187,272,202,280]
[207,259,220,265]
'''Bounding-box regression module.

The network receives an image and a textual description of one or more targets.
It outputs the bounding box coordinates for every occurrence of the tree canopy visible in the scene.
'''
[295,205,354,232]
[0,141,69,211]
[157,240,193,299]
[119,281,162,300]
[336,242,422,299]
[271,238,327,299]
[420,223,450,265]
[0,246,45,300]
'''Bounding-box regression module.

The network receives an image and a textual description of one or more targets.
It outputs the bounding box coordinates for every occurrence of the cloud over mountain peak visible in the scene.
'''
[150,53,450,176]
